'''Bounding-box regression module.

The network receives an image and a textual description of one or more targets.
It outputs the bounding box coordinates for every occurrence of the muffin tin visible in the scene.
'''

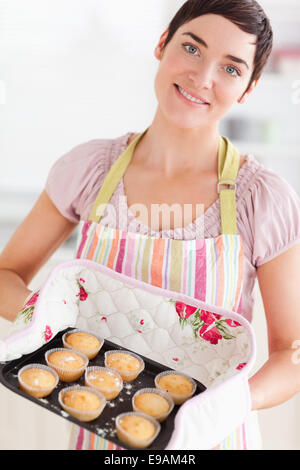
[0,328,206,450]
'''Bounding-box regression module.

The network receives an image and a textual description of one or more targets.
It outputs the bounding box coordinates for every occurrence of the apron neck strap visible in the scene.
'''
[218,136,240,235]
[88,130,240,235]
[88,130,148,224]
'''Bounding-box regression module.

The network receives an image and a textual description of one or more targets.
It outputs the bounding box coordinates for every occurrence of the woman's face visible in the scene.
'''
[154,14,257,129]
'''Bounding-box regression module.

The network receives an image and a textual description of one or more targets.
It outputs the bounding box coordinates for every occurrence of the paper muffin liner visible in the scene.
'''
[62,329,104,360]
[104,350,145,382]
[58,385,107,422]
[116,411,161,449]
[132,387,174,423]
[85,366,123,400]
[154,370,197,405]
[18,363,59,399]
[45,348,89,382]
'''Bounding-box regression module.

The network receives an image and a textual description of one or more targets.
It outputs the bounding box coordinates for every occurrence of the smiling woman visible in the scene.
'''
[162,0,273,93]
[0,0,300,453]
[153,5,270,134]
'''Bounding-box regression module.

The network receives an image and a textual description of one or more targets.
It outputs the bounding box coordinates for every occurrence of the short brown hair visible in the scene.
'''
[162,0,273,94]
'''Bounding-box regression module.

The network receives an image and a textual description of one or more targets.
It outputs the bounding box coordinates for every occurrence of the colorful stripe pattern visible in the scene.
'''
[76,222,244,313]
[71,414,249,451]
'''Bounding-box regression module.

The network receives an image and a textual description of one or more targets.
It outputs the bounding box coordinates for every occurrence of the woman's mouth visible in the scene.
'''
[174,84,210,106]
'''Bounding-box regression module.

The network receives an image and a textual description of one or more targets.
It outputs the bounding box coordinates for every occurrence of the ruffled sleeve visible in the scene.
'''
[241,165,300,267]
[45,139,115,223]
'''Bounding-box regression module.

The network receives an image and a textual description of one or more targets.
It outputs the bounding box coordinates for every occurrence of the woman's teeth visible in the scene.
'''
[177,85,207,104]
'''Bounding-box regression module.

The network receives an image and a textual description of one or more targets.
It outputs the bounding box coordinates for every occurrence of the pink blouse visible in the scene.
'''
[45,132,300,322]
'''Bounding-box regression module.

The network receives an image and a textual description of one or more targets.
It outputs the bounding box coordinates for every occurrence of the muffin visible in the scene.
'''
[59,386,106,422]
[18,364,59,398]
[105,350,144,382]
[62,329,103,359]
[85,366,123,400]
[132,388,174,423]
[116,412,160,449]
[45,348,88,382]
[155,371,196,405]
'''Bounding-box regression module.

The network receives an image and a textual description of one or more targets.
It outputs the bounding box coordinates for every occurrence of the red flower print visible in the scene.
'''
[173,358,179,362]
[199,324,223,345]
[140,319,144,326]
[76,287,88,301]
[79,278,86,283]
[175,302,198,320]
[236,363,247,370]
[137,330,143,334]
[101,316,107,322]
[25,292,39,307]
[200,310,222,325]
[44,325,53,342]
[62,300,67,305]
[226,319,241,328]
[200,310,215,325]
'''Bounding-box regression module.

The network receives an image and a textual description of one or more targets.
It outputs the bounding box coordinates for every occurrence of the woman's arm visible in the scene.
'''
[0,190,78,322]
[249,242,300,410]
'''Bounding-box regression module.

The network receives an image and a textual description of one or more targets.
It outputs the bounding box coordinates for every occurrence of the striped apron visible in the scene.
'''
[70,129,255,450]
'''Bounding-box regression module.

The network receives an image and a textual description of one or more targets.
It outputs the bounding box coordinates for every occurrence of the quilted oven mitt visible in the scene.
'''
[0,259,255,450]
[165,373,252,450]
[0,269,81,362]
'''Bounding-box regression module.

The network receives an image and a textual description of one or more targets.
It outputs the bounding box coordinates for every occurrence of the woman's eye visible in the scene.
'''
[225,65,241,77]
[183,43,199,56]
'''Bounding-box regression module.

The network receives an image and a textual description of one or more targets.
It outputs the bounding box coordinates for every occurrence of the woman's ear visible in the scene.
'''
[238,79,259,104]
[154,29,169,61]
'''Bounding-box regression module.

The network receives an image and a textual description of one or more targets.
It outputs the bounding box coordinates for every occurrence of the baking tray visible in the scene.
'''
[0,328,206,450]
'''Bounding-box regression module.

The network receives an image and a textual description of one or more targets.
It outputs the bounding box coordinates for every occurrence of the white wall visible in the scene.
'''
[0,0,164,193]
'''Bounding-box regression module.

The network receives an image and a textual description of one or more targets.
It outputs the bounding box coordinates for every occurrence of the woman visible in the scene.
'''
[1,0,300,450]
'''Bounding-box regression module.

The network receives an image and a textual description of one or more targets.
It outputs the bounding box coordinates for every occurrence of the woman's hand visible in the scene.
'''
[249,242,300,410]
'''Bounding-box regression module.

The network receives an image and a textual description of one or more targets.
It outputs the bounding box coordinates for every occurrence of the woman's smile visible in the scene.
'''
[174,84,210,107]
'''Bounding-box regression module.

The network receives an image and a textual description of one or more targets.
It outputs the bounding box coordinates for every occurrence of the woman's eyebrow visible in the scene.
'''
[182,31,209,49]
[182,32,250,69]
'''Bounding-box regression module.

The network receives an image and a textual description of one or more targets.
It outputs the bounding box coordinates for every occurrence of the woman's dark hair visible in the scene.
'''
[162,0,273,94]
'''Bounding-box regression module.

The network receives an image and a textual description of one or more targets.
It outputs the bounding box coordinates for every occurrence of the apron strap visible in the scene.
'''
[89,130,240,235]
[88,129,148,223]
[218,137,240,235]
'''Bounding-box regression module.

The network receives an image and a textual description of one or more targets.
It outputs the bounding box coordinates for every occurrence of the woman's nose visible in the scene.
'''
[188,64,214,90]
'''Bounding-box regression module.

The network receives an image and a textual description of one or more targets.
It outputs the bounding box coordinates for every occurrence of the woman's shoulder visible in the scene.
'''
[51,132,132,169]
[237,153,300,206]
[45,132,133,223]
[236,153,300,267]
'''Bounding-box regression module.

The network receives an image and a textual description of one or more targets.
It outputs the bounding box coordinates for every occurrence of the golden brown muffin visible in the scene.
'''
[155,372,196,405]
[105,351,144,382]
[64,331,102,359]
[85,367,123,400]
[48,350,85,370]
[116,413,160,449]
[63,389,101,411]
[46,349,88,382]
[18,365,58,398]
[59,386,106,422]
[21,368,56,389]
[133,392,170,420]
[157,374,193,395]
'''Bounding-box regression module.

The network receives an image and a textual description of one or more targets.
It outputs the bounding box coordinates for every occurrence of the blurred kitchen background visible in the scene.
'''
[0,0,299,450]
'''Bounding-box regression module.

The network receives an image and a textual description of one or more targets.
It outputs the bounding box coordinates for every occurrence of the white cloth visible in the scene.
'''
[166,375,252,450]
